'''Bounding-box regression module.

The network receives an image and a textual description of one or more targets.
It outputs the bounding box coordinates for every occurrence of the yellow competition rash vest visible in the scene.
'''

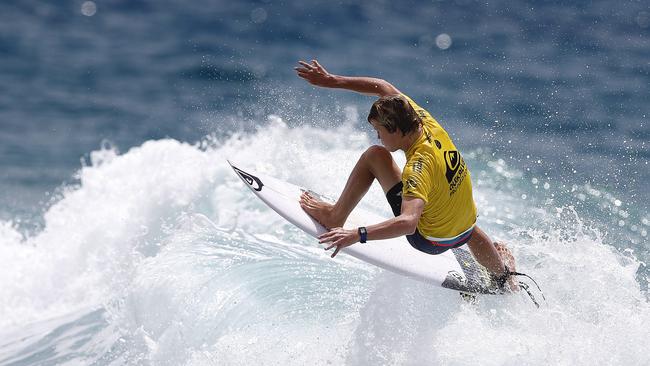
[401,94,477,239]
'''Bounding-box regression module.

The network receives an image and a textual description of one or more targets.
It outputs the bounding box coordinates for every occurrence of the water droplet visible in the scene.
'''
[81,1,97,16]
[435,33,452,50]
[251,8,267,23]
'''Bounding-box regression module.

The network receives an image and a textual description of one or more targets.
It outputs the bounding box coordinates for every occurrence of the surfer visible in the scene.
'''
[295,59,518,291]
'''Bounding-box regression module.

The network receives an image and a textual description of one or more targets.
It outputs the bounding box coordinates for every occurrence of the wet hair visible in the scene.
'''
[367,95,421,136]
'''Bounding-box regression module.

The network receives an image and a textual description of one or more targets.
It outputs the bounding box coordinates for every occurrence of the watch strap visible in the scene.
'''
[358,227,368,243]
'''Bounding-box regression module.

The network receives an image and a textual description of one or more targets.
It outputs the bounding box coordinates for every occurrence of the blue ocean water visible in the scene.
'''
[0,1,648,365]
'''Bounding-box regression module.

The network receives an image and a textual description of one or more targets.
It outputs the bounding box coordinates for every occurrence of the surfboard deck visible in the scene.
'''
[229,161,499,295]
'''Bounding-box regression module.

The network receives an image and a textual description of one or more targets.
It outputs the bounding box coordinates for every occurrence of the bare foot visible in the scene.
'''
[494,242,520,292]
[299,192,345,229]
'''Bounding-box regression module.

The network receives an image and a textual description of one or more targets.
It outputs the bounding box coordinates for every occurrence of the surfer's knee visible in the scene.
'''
[362,145,401,189]
[362,145,392,163]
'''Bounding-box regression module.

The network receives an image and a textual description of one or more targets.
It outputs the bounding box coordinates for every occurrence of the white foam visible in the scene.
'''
[1,139,223,328]
[1,118,648,365]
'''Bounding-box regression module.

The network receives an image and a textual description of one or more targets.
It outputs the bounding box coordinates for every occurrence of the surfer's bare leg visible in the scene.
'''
[466,227,504,273]
[300,145,401,228]
[466,227,519,291]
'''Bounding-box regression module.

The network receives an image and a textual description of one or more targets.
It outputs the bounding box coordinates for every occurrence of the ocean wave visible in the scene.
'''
[1,118,648,365]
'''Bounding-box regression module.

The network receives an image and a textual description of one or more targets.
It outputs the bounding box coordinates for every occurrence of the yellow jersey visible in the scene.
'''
[401,94,477,239]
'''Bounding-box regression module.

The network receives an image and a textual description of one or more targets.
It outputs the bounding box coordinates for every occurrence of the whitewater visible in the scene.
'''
[0,116,647,365]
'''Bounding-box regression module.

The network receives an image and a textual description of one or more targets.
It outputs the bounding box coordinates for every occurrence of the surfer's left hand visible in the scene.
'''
[318,227,357,258]
[294,59,336,88]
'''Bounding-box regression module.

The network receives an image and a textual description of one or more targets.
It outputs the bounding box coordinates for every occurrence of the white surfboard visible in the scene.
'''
[229,161,499,295]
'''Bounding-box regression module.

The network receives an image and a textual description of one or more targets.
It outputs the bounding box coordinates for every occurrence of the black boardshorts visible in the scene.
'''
[385,182,473,255]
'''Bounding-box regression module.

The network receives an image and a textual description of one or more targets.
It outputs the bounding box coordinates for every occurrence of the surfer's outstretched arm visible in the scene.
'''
[295,59,400,97]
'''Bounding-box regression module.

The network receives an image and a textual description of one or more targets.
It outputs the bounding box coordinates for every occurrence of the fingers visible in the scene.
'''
[295,68,310,76]
[312,59,325,72]
[298,60,320,69]
[320,230,341,249]
[319,227,349,258]
[331,246,341,258]
[318,230,337,242]
[318,226,342,241]
[295,61,314,74]
[295,68,314,82]
[295,60,324,76]
[298,60,314,69]
[324,242,341,258]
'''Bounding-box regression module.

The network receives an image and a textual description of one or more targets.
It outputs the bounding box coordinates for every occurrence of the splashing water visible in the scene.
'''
[1,118,648,365]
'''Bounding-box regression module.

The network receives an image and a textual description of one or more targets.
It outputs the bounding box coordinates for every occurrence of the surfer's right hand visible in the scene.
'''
[318,227,357,258]
[294,59,336,88]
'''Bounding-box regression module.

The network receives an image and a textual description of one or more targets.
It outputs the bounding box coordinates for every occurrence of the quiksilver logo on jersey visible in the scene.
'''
[444,150,467,196]
[233,167,264,192]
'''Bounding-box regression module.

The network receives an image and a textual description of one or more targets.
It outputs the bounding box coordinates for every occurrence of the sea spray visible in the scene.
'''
[1,119,648,365]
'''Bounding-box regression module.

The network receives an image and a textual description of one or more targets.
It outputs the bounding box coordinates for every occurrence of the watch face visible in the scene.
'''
[359,227,367,243]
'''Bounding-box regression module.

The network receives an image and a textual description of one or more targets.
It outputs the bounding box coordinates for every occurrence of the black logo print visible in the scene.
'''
[413,158,424,173]
[444,151,460,182]
[233,167,264,192]
[444,150,467,196]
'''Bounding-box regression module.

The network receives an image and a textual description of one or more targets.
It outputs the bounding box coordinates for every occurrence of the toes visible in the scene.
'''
[301,192,314,203]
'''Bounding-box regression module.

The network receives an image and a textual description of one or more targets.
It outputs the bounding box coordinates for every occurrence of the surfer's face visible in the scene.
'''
[370,119,400,152]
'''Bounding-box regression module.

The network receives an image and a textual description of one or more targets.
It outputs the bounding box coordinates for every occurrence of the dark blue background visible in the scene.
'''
[1,0,648,222]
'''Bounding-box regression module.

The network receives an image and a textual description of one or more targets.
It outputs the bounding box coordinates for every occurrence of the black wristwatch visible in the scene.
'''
[358,227,368,243]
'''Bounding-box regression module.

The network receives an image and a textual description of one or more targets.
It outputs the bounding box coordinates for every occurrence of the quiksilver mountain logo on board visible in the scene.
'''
[233,167,264,192]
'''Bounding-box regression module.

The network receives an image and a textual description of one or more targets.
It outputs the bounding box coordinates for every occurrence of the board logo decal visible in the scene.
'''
[448,270,467,286]
[233,167,264,191]
[441,269,469,291]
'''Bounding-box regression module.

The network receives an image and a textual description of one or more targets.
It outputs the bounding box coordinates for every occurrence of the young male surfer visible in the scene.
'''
[295,59,518,291]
